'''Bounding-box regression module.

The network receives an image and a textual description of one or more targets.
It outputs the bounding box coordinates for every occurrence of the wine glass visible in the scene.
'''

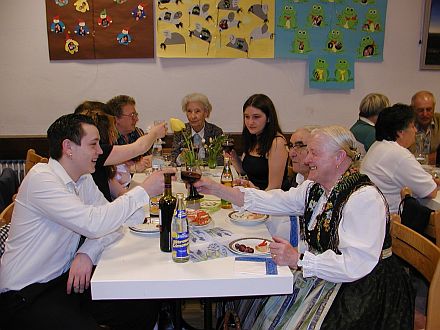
[180,165,204,201]
[154,120,166,145]
[222,137,235,153]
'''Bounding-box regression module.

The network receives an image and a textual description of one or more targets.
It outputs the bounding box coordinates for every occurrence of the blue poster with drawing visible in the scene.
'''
[308,52,355,90]
[275,0,387,89]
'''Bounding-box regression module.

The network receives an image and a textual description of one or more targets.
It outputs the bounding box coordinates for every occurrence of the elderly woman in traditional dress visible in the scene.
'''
[194,125,413,329]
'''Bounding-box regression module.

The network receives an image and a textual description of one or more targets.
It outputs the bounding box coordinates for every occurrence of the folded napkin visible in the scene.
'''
[234,257,278,275]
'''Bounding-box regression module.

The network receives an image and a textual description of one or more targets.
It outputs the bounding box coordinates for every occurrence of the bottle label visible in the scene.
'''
[172,231,189,258]
[150,196,161,216]
[175,209,186,219]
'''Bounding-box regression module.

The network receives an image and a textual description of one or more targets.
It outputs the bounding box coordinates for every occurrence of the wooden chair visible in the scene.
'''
[25,149,48,175]
[0,201,14,226]
[400,187,440,247]
[391,216,440,330]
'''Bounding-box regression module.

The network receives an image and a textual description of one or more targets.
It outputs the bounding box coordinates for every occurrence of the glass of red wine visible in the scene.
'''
[222,138,235,153]
[180,165,204,201]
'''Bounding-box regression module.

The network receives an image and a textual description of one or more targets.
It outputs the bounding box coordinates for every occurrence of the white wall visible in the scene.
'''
[0,0,438,135]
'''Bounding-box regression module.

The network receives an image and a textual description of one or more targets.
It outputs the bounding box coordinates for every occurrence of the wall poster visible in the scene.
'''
[156,0,275,58]
[275,0,388,89]
[45,0,154,60]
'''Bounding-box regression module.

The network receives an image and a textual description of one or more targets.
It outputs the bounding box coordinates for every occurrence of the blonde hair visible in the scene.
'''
[313,125,361,165]
[181,93,212,117]
[359,93,390,118]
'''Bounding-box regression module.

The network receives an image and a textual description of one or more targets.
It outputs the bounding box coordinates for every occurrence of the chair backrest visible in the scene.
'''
[391,217,440,330]
[25,149,48,175]
[400,186,439,246]
[426,211,440,248]
[0,201,14,226]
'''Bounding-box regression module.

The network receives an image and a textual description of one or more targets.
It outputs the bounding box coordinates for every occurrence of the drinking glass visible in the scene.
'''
[180,165,204,201]
[154,120,166,145]
[222,137,235,154]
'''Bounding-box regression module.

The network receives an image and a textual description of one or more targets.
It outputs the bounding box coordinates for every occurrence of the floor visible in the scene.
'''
[182,299,215,329]
[413,274,428,330]
[158,299,217,330]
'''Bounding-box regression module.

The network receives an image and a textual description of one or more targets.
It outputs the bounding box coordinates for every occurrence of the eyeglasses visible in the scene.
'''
[120,112,139,119]
[285,141,307,152]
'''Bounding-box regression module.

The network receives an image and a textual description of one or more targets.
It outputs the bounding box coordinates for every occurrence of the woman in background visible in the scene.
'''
[172,93,223,164]
[361,103,438,214]
[228,94,289,191]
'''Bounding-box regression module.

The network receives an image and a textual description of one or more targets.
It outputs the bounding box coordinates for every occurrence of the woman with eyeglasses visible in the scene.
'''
[74,101,167,201]
[227,94,290,191]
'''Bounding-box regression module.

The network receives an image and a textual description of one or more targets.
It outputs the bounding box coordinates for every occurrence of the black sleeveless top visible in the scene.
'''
[242,153,290,191]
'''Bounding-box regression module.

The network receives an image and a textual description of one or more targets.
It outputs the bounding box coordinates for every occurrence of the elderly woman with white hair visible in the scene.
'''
[171,93,223,163]
[194,125,413,329]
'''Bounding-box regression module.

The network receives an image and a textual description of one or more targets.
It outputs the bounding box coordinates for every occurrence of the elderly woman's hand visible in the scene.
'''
[269,236,300,269]
[232,178,257,188]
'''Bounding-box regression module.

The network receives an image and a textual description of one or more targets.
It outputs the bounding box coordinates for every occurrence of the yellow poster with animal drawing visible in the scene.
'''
[156,0,274,58]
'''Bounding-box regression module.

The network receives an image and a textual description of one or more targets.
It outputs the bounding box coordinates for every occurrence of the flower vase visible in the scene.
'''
[207,157,217,169]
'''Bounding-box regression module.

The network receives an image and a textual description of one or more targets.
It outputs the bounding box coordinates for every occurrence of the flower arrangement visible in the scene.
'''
[205,135,228,168]
[170,117,199,166]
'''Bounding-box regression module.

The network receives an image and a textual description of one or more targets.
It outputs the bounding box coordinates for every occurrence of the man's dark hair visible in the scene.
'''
[106,95,136,117]
[375,103,415,142]
[47,114,95,160]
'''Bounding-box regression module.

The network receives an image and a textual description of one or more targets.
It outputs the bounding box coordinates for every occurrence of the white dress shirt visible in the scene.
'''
[235,181,386,283]
[0,159,148,292]
[361,140,436,213]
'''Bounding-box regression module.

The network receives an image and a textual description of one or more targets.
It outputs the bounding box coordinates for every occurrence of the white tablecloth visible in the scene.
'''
[91,172,294,300]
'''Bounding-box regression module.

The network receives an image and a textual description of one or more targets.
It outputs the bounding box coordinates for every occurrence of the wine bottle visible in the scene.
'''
[221,158,233,209]
[171,193,190,263]
[159,172,177,252]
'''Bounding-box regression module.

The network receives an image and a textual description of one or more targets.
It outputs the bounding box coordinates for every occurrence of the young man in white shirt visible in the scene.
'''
[0,114,174,329]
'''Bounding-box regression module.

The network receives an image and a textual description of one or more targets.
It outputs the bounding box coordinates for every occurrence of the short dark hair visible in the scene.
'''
[106,95,136,117]
[47,114,95,160]
[375,103,415,142]
[242,94,283,156]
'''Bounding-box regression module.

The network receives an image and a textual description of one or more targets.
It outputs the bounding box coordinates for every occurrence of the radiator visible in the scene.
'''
[0,160,25,184]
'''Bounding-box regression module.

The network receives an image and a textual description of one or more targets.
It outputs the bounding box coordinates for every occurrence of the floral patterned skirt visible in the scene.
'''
[230,255,414,330]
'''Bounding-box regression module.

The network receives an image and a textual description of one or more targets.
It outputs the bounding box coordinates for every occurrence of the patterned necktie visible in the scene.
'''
[193,134,205,159]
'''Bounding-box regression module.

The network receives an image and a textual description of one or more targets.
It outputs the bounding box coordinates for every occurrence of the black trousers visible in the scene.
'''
[0,272,161,330]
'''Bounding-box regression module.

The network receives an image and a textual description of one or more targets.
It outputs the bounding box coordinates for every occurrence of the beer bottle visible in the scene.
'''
[159,172,177,252]
[171,193,190,263]
[149,164,161,217]
[221,158,233,209]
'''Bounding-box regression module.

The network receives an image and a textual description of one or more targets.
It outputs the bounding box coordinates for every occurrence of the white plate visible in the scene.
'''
[228,238,271,256]
[228,211,268,225]
[129,222,160,234]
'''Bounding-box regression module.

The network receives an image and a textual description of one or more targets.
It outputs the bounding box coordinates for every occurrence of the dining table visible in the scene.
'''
[91,168,294,330]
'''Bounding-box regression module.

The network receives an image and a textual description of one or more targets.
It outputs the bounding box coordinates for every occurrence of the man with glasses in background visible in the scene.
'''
[411,90,439,164]
[286,127,314,187]
[107,95,151,172]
